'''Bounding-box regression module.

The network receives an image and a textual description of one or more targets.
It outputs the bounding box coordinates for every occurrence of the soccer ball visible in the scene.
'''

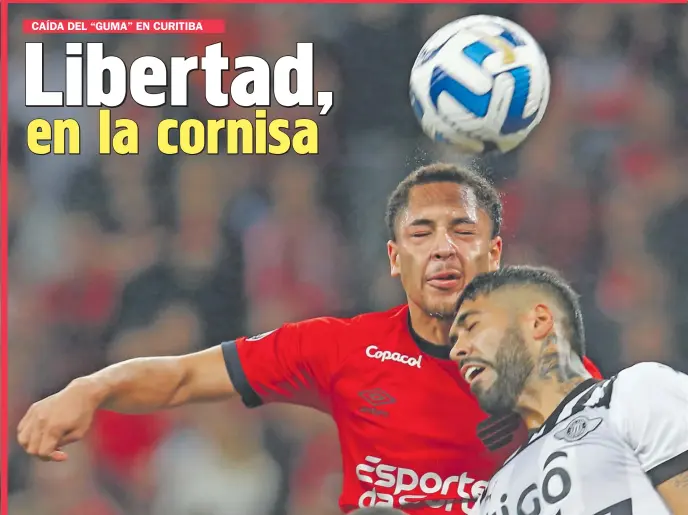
[409,15,550,155]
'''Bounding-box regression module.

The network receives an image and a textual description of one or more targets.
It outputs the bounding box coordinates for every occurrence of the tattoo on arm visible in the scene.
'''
[668,470,688,490]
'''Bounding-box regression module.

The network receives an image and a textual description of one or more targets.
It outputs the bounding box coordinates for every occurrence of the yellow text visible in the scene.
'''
[27,118,80,155]
[156,109,319,155]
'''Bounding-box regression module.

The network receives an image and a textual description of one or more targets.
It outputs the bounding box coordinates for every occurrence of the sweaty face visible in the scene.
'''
[388,182,501,320]
[450,296,535,416]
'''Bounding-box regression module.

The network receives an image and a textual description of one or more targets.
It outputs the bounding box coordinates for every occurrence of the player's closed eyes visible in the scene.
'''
[409,231,472,239]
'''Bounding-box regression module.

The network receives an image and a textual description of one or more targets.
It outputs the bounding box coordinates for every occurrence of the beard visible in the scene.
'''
[472,325,535,416]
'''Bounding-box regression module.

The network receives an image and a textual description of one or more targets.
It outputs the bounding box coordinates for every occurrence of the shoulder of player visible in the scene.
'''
[614,362,678,390]
[604,362,688,459]
[608,362,680,410]
[289,304,408,335]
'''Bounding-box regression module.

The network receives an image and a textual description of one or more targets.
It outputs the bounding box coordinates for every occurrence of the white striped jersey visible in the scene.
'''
[469,362,688,515]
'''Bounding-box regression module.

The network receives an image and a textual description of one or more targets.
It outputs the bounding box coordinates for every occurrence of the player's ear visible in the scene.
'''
[531,304,554,341]
[488,236,502,271]
[388,240,400,277]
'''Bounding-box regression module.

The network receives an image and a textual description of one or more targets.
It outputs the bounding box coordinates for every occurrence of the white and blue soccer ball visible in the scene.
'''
[410,15,551,155]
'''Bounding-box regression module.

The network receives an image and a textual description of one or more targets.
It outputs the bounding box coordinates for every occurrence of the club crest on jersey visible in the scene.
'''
[246,329,277,341]
[554,415,602,442]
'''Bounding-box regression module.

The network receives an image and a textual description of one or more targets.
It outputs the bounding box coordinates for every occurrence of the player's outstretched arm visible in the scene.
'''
[17,345,234,462]
[657,470,688,514]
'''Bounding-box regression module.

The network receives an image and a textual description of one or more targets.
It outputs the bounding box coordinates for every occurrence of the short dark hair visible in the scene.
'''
[456,265,586,357]
[349,509,409,515]
[385,163,502,241]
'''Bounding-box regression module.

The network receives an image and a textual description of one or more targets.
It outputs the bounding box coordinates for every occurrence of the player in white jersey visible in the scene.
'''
[447,265,688,515]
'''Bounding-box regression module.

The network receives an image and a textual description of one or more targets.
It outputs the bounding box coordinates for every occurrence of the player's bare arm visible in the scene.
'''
[16,166,603,515]
[17,345,234,462]
[657,470,688,513]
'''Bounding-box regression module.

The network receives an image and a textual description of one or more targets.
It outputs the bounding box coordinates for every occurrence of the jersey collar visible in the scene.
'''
[535,377,601,437]
[407,311,452,360]
[503,377,601,468]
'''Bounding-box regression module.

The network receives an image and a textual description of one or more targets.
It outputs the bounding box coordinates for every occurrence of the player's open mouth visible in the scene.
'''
[461,365,486,384]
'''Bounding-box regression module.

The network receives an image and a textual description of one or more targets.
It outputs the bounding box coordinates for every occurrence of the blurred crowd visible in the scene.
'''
[5,3,688,515]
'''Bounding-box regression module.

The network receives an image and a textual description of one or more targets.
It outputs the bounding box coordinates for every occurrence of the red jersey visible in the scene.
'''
[222,305,602,514]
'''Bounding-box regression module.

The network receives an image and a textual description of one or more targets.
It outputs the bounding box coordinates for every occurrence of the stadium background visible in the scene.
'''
[5,3,688,514]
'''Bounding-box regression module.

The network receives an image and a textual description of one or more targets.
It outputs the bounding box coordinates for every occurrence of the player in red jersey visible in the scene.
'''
[17,163,602,514]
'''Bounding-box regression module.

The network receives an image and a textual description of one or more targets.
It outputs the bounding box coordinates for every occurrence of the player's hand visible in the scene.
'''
[17,380,99,462]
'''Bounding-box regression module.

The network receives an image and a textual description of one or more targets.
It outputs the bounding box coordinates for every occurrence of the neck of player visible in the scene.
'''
[515,354,592,431]
[409,302,453,345]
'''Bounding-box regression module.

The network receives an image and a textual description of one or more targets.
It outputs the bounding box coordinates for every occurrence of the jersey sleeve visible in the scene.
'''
[221,318,342,412]
[610,362,688,486]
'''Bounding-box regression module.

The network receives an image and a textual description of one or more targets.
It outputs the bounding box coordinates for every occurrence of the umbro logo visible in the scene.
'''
[359,389,395,406]
[554,415,602,442]
[358,389,395,417]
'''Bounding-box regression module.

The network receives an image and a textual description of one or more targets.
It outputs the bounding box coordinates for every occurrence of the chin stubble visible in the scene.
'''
[475,327,535,416]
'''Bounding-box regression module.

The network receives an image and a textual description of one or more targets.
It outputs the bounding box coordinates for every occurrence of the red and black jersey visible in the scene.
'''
[222,305,602,514]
